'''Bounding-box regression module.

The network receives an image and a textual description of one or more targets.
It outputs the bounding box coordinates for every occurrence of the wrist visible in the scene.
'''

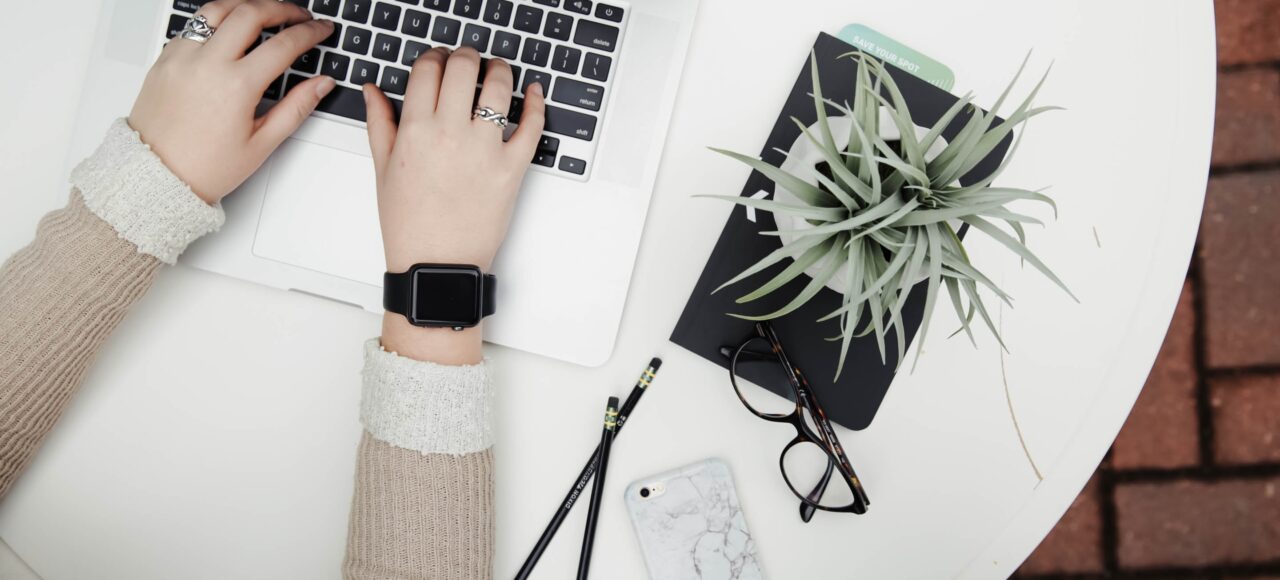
[381,313,484,366]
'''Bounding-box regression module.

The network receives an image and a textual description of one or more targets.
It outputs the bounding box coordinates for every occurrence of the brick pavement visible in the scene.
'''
[1015,3,1280,578]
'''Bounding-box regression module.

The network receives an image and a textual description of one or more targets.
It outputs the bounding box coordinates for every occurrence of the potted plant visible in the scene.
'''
[704,52,1076,377]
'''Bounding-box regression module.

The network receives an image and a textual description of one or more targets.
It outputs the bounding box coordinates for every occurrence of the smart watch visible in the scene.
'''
[383,264,496,330]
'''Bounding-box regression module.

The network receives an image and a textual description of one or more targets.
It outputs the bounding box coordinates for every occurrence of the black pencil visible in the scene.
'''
[576,397,618,580]
[514,358,661,580]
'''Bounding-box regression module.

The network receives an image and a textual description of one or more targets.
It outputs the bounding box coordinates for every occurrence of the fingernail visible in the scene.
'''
[316,76,336,98]
[530,82,544,97]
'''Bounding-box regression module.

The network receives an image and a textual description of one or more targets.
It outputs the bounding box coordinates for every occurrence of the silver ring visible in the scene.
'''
[180,14,216,44]
[472,106,509,129]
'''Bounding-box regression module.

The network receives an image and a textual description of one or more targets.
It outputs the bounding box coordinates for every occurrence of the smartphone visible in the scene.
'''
[624,458,764,579]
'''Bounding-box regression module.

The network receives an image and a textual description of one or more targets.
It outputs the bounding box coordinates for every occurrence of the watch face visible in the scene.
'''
[411,267,482,327]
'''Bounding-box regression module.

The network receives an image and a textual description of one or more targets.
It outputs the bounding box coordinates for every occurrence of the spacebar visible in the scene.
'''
[288,75,368,123]
[315,83,368,123]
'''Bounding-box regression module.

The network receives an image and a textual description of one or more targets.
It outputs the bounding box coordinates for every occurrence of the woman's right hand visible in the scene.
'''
[363,46,546,364]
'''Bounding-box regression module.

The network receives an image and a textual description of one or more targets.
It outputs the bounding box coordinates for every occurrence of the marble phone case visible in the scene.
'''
[624,459,764,579]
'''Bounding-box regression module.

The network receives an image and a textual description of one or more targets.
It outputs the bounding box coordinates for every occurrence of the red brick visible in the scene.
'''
[1212,69,1280,167]
[1212,373,1280,463]
[1216,0,1280,65]
[1018,475,1104,575]
[1198,171,1280,368]
[1112,281,1200,469]
[1116,477,1280,569]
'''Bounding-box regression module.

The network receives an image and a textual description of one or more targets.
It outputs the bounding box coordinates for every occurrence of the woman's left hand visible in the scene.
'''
[129,0,337,205]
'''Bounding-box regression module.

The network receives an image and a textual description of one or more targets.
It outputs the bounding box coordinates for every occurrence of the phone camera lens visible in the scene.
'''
[639,487,651,498]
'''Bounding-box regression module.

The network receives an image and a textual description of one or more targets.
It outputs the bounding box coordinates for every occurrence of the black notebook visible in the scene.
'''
[671,32,1014,430]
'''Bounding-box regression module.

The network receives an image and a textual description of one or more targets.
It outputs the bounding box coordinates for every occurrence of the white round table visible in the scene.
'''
[0,1,1215,578]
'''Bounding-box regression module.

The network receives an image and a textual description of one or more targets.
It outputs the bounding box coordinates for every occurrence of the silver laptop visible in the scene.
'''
[67,0,699,366]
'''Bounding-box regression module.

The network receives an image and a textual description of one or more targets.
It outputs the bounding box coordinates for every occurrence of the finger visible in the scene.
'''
[243,19,334,87]
[401,47,449,125]
[165,0,250,57]
[251,75,337,155]
[506,82,546,158]
[363,84,399,177]
[436,47,483,124]
[193,0,250,27]
[206,0,312,59]
[474,58,515,121]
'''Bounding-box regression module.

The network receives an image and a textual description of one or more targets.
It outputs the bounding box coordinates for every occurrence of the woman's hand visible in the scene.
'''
[364,46,546,364]
[129,0,337,205]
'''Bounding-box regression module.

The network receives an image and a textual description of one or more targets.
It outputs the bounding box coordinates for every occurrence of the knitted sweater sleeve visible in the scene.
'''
[0,119,498,579]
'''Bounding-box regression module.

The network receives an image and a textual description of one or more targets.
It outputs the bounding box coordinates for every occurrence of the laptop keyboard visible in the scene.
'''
[167,0,629,180]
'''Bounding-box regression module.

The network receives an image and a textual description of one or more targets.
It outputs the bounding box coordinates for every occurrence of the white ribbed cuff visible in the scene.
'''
[71,118,225,265]
[360,338,495,455]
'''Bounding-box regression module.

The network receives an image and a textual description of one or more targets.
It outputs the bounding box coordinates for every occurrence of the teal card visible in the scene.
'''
[837,24,955,91]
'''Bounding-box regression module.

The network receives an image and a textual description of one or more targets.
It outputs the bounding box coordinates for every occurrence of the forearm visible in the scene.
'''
[0,119,222,501]
[344,339,496,580]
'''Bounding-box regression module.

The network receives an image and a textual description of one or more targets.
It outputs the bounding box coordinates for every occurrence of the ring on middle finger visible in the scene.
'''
[472,106,509,129]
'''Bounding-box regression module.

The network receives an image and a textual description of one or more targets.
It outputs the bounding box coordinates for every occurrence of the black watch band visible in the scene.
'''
[383,264,496,329]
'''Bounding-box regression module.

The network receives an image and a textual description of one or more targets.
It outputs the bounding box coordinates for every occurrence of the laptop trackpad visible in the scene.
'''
[252,138,384,287]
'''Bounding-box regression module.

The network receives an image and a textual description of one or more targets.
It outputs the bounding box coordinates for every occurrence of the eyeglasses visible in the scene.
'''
[721,322,870,521]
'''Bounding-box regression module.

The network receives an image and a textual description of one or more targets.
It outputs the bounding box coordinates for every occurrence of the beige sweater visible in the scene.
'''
[0,120,495,579]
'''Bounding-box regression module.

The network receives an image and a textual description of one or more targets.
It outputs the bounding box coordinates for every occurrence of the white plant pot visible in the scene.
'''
[772,111,949,294]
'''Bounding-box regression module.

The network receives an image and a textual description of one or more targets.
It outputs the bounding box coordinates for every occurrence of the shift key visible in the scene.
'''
[544,104,598,141]
[552,78,605,112]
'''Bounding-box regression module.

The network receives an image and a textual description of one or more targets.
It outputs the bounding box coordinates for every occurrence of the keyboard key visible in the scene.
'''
[483,0,513,26]
[532,0,558,6]
[343,26,372,54]
[513,5,542,33]
[431,16,460,44]
[371,2,401,30]
[559,156,586,175]
[423,0,450,11]
[293,48,322,73]
[543,12,572,41]
[264,75,285,100]
[173,0,211,14]
[564,0,591,15]
[453,0,482,19]
[372,33,402,62]
[595,3,622,22]
[351,59,381,85]
[581,52,610,81]
[402,40,431,66]
[538,135,560,154]
[573,20,618,52]
[509,64,522,86]
[285,0,309,7]
[322,52,352,80]
[342,0,372,24]
[460,24,491,51]
[491,31,520,59]
[533,150,555,167]
[544,104,597,140]
[551,45,581,74]
[521,69,552,95]
[402,9,431,37]
[380,66,410,95]
[320,21,343,48]
[521,37,550,67]
[166,14,187,38]
[291,75,368,121]
[507,95,524,123]
[552,77,603,111]
[313,0,341,16]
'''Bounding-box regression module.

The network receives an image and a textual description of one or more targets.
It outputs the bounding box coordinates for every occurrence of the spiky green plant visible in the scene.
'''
[702,51,1076,378]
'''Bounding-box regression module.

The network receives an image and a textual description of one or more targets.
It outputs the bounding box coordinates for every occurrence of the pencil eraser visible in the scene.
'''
[648,357,663,372]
